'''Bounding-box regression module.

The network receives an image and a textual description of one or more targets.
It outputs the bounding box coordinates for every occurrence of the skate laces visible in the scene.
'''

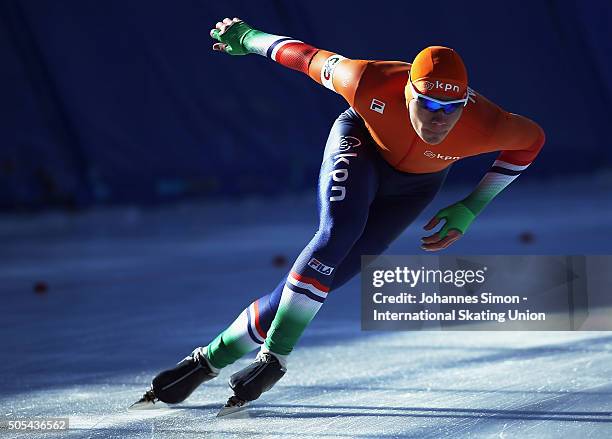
[192,348,205,363]
[255,352,274,363]
[193,347,221,376]
[255,349,288,369]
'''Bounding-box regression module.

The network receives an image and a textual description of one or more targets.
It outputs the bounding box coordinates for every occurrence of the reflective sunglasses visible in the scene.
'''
[409,76,468,114]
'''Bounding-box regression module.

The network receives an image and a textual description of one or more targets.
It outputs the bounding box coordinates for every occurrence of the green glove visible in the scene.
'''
[210,21,255,55]
[435,202,476,239]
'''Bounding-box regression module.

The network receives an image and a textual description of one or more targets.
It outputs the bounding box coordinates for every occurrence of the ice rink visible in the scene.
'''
[1,174,611,438]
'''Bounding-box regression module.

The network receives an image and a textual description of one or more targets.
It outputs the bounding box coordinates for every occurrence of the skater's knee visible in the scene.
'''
[311,222,366,259]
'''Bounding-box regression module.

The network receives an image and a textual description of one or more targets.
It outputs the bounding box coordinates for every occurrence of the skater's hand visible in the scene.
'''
[210,17,254,55]
[421,217,463,251]
[420,202,475,251]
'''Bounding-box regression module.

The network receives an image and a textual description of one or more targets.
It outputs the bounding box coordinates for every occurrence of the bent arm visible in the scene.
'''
[462,112,545,215]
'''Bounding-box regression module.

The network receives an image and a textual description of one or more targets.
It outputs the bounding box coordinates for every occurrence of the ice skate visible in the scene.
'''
[130,347,219,409]
[217,350,286,417]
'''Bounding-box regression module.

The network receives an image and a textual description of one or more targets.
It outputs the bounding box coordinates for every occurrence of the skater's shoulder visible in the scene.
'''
[353,61,410,106]
[359,60,411,89]
[454,88,505,138]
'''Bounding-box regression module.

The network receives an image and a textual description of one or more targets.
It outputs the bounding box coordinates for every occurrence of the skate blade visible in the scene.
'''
[216,402,249,417]
[129,400,165,411]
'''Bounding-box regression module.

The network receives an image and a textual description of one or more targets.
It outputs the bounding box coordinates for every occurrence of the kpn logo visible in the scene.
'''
[424,150,461,161]
[424,80,460,93]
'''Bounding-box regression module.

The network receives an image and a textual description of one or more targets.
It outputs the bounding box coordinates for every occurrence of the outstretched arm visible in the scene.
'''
[210,17,368,105]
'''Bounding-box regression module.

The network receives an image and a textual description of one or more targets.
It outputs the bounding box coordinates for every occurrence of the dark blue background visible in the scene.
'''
[1,0,610,210]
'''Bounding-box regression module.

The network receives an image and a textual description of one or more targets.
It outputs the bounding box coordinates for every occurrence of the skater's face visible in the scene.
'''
[408,93,464,145]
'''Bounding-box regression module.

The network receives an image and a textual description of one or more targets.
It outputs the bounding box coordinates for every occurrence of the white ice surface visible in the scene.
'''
[1,174,611,438]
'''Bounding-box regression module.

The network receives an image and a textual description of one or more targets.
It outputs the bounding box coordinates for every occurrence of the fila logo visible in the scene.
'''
[308,258,334,275]
[424,150,461,161]
[370,98,385,114]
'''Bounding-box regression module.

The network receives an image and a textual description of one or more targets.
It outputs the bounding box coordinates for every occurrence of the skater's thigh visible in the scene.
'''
[259,110,382,312]
[329,199,422,289]
[330,170,449,289]
[310,109,380,258]
[318,109,380,226]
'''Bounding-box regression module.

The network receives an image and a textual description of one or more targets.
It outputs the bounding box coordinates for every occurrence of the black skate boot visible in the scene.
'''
[130,347,219,409]
[218,351,286,416]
